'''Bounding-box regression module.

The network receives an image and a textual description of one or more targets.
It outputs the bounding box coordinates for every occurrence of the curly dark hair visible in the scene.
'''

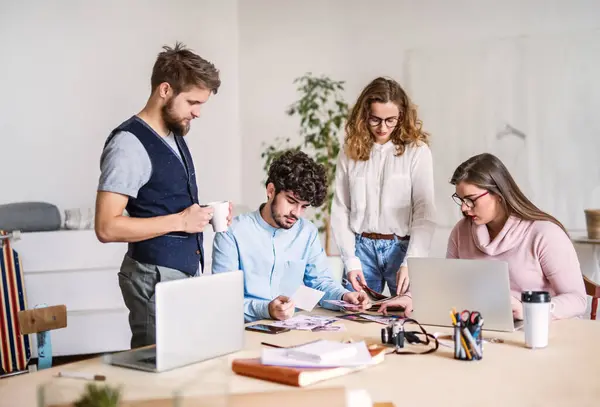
[266,150,327,207]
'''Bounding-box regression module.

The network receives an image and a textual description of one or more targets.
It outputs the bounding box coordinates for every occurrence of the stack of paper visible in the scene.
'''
[261,340,374,368]
[232,345,387,387]
[284,340,358,364]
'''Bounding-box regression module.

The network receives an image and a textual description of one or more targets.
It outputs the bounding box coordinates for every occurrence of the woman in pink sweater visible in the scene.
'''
[380,153,587,319]
[447,153,586,319]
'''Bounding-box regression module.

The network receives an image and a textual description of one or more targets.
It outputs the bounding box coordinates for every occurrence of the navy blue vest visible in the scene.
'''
[105,116,203,276]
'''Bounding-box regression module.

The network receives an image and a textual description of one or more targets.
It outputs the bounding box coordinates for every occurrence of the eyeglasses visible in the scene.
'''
[451,191,489,209]
[368,115,399,128]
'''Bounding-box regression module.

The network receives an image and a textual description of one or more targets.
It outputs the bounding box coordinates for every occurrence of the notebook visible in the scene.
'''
[232,345,386,387]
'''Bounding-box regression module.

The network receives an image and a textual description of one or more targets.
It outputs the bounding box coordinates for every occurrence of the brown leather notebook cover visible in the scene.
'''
[232,346,386,387]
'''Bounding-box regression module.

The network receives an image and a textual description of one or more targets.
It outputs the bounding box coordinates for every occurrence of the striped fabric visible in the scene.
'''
[0,230,30,375]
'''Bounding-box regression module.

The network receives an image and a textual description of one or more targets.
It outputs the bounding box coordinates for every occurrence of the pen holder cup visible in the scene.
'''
[453,323,483,361]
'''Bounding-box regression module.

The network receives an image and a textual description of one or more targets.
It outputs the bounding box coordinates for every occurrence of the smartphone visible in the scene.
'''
[245,324,290,334]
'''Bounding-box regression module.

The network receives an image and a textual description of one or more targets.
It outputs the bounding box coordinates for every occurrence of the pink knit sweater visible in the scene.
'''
[447,216,587,319]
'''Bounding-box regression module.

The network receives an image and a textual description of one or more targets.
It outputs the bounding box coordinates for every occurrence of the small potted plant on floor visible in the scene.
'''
[73,383,122,407]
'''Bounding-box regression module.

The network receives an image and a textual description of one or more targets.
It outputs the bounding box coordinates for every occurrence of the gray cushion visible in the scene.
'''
[0,202,61,232]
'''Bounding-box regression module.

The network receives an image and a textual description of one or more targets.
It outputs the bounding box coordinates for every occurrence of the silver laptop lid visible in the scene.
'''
[155,270,245,372]
[408,258,516,332]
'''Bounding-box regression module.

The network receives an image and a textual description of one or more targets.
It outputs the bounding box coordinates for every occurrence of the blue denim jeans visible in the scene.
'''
[343,235,409,295]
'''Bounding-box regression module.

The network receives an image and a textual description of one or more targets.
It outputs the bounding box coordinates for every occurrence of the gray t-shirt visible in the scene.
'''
[98,131,183,198]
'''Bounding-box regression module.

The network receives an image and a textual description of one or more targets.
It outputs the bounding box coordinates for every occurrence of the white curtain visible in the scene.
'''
[404,30,600,232]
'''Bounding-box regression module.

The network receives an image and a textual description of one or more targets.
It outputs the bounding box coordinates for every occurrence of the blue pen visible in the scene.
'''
[473,318,484,339]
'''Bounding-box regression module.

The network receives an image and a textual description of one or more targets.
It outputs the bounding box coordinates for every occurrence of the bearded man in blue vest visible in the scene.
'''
[94,43,231,348]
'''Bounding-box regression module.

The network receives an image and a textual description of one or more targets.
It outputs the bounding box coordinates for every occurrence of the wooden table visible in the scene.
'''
[1,309,599,407]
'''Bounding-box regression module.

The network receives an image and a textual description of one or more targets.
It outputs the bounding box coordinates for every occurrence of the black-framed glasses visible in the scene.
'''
[451,191,489,209]
[368,115,399,128]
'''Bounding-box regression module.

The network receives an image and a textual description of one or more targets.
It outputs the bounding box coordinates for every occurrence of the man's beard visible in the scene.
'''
[271,201,298,230]
[161,98,190,136]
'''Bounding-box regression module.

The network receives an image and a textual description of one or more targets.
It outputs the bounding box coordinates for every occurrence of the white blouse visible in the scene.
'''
[330,141,436,271]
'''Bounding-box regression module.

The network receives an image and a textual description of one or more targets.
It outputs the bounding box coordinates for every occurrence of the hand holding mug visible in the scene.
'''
[179,204,213,233]
[205,200,230,232]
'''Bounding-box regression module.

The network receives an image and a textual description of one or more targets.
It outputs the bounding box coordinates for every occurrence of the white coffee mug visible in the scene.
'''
[207,201,229,233]
[521,291,553,349]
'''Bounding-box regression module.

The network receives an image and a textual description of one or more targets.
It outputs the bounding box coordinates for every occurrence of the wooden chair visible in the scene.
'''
[583,275,600,320]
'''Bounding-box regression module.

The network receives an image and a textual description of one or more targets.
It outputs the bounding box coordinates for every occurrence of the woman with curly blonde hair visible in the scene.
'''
[330,77,436,307]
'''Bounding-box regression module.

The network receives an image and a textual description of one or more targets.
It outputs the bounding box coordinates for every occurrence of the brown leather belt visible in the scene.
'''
[360,232,410,241]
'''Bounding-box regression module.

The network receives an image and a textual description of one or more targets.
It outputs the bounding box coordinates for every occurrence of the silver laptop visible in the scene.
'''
[408,258,523,332]
[107,270,245,372]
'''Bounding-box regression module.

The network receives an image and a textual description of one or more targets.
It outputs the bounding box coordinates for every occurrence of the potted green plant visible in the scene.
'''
[261,73,349,255]
[73,383,122,407]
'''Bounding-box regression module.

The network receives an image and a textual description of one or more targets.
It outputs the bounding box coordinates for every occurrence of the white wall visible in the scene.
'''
[2,0,600,259]
[404,33,600,234]
[0,0,240,211]
[238,0,600,257]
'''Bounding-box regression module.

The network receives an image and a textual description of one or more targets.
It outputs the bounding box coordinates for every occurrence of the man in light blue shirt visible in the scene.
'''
[212,151,370,322]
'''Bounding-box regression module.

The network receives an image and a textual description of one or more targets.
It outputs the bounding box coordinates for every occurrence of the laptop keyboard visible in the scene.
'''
[138,356,156,365]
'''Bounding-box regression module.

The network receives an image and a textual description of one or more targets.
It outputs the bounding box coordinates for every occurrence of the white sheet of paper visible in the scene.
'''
[261,341,374,368]
[290,285,325,311]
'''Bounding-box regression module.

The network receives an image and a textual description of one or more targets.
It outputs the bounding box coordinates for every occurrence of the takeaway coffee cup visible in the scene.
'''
[207,201,229,233]
[521,291,553,349]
